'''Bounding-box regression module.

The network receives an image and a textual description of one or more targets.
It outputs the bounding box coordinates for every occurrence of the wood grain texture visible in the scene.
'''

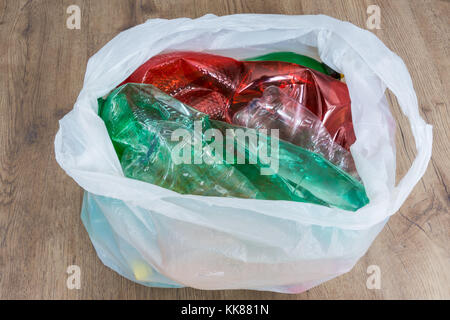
[0,0,448,299]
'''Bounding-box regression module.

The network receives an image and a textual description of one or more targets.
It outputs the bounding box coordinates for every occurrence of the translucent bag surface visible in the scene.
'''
[55,14,432,293]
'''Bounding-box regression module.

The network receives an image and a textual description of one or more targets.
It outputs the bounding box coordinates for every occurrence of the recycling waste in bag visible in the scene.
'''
[99,83,367,210]
[55,14,432,293]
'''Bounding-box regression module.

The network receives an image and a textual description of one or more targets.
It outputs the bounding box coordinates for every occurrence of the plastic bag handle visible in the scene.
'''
[373,57,432,214]
[320,23,432,216]
[389,87,432,213]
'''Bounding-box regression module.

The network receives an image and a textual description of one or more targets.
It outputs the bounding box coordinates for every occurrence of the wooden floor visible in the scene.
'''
[0,0,448,299]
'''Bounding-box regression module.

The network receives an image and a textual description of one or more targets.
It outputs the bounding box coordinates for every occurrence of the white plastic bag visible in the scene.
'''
[55,14,432,293]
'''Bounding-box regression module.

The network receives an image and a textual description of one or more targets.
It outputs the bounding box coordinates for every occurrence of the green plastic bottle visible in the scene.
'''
[245,52,341,79]
[99,83,368,211]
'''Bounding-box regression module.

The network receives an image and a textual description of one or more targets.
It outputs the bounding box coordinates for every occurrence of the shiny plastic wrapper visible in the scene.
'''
[100,83,368,211]
[233,86,359,178]
[121,51,356,150]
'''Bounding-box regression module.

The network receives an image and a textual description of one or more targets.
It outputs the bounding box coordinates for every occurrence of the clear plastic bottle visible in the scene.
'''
[233,86,359,178]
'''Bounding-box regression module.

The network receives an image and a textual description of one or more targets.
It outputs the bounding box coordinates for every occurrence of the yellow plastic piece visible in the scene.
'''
[131,261,153,281]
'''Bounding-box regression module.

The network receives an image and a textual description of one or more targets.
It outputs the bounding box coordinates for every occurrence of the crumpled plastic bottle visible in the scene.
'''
[100,83,369,211]
[120,51,356,150]
[231,59,355,150]
[233,86,359,178]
